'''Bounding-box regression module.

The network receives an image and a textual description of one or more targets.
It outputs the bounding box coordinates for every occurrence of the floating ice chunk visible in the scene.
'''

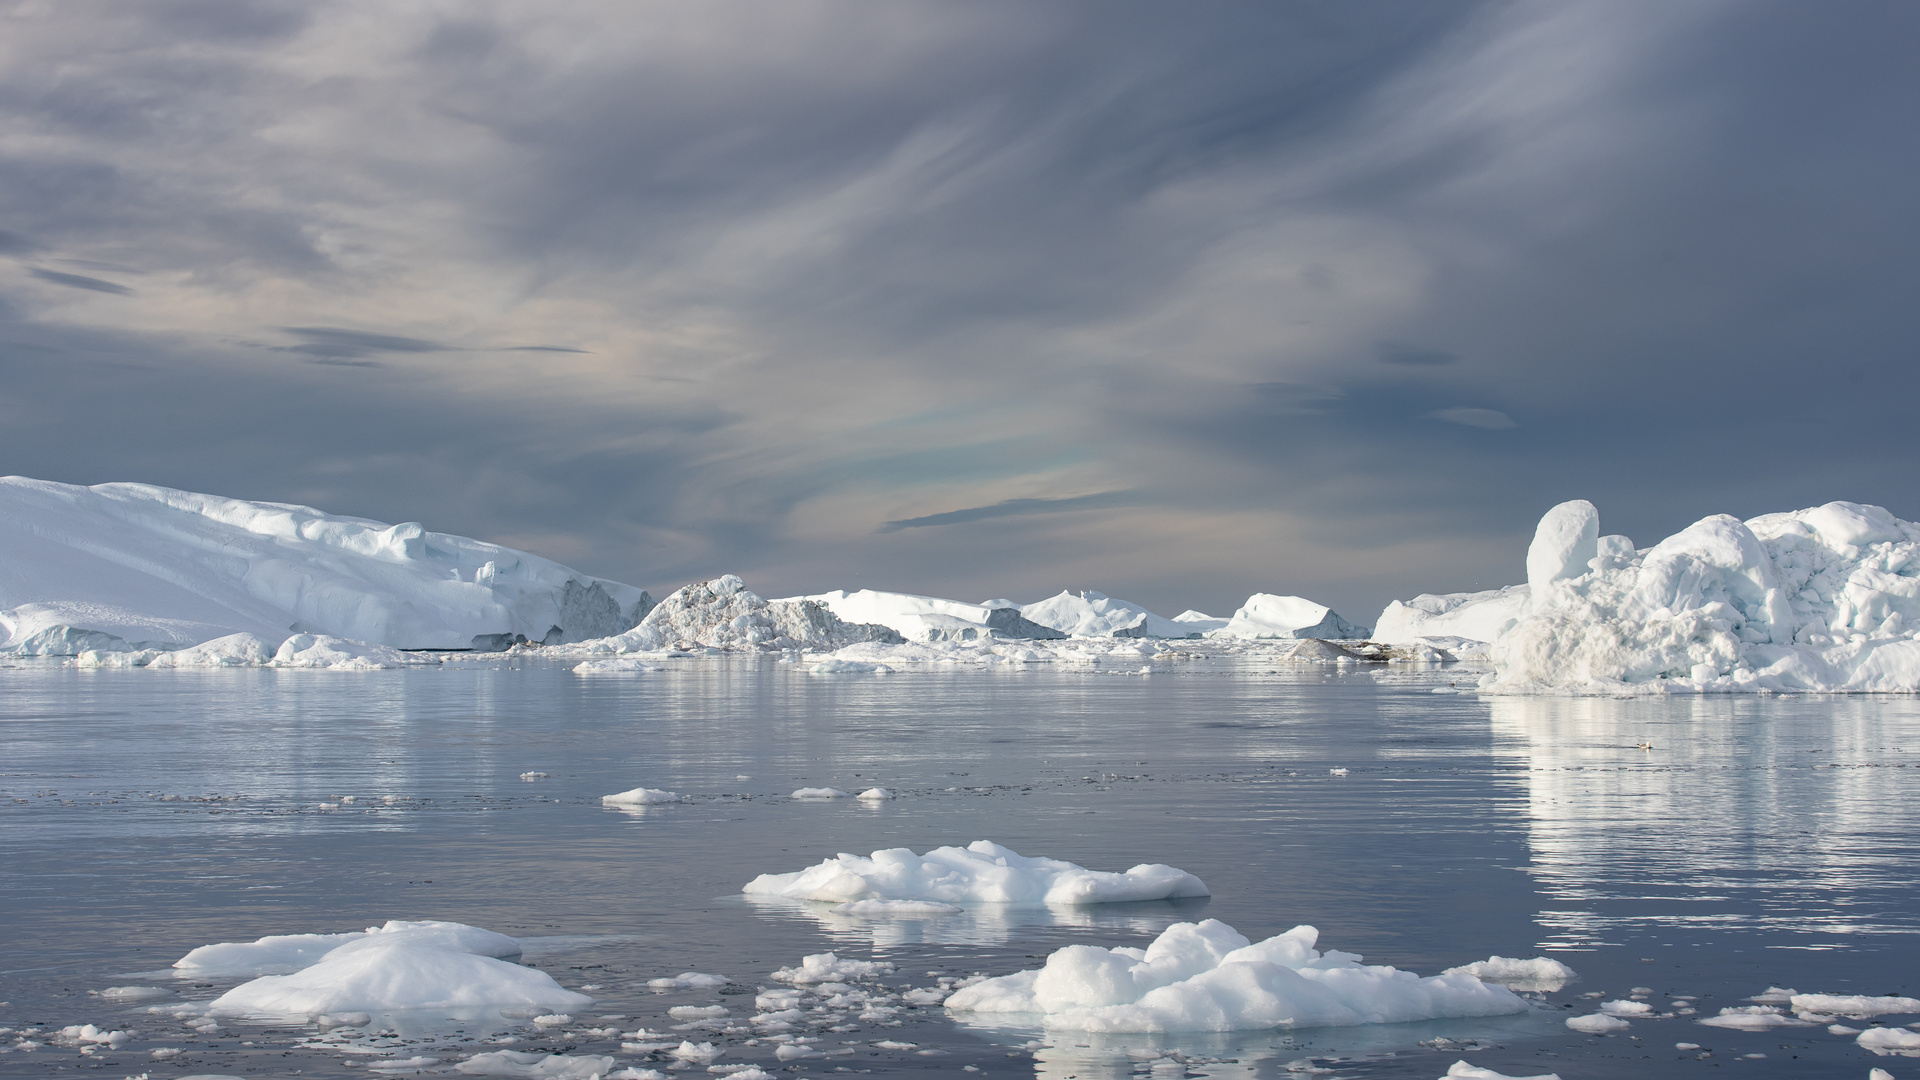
[1442,956,1576,992]
[667,1005,728,1020]
[572,659,663,675]
[1328,768,1349,776]
[1207,594,1369,641]
[174,921,516,978]
[1698,1005,1813,1030]
[834,900,961,917]
[855,787,892,800]
[455,1050,619,1078]
[1791,994,1920,1018]
[1871,1069,1897,1080]
[1598,1000,1652,1016]
[668,1041,721,1063]
[743,840,1208,906]
[771,952,895,984]
[1859,1027,1920,1054]
[1750,986,1798,1003]
[601,788,683,806]
[945,920,1524,1032]
[100,986,173,1001]
[145,633,278,668]
[1565,1014,1630,1034]
[1440,1061,1562,1080]
[789,787,850,799]
[774,1043,821,1060]
[270,634,440,670]
[647,973,727,990]
[808,659,893,674]
[207,941,590,1017]
[369,1056,440,1073]
[56,1025,130,1047]
[519,772,549,781]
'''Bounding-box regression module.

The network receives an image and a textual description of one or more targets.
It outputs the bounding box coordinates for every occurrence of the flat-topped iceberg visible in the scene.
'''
[1206,594,1369,640]
[944,919,1526,1032]
[778,589,1062,642]
[1484,499,1920,693]
[742,840,1208,905]
[568,576,901,654]
[0,476,649,654]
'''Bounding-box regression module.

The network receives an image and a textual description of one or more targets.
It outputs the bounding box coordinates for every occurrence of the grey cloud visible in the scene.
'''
[1426,406,1516,430]
[1377,344,1460,366]
[277,327,450,358]
[878,491,1138,533]
[29,268,133,295]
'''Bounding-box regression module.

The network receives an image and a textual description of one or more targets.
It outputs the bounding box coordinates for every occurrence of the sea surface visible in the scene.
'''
[3,652,1919,1079]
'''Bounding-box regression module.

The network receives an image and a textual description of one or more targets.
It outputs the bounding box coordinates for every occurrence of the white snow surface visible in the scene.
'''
[943,919,1524,1033]
[1019,590,1190,638]
[563,576,901,654]
[1485,499,1920,693]
[1206,594,1369,640]
[0,476,650,653]
[175,921,522,978]
[742,840,1208,906]
[1441,956,1577,992]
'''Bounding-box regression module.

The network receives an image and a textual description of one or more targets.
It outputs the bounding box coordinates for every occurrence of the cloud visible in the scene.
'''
[1376,343,1461,366]
[29,268,133,295]
[276,327,451,358]
[1425,406,1517,430]
[878,491,1138,533]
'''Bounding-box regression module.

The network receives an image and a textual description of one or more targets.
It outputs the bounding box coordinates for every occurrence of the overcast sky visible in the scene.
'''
[2,0,1915,621]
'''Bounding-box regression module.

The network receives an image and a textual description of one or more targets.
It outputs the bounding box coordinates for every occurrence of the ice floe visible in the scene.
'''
[943,920,1525,1032]
[1440,1062,1561,1080]
[1440,956,1576,992]
[0,476,650,653]
[1564,1013,1629,1033]
[601,788,683,806]
[742,841,1208,905]
[854,787,892,800]
[1696,1005,1813,1030]
[174,920,522,978]
[455,1050,618,1078]
[1858,1027,1920,1055]
[1791,993,1920,1018]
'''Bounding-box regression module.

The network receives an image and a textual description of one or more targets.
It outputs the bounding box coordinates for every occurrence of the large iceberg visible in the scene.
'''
[0,476,650,654]
[778,589,1064,642]
[944,919,1526,1032]
[742,841,1209,905]
[1020,590,1190,638]
[1373,585,1531,646]
[569,576,902,653]
[1468,499,1920,693]
[1206,594,1369,640]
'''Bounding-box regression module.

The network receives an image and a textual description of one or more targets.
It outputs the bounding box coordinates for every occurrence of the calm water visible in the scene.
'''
[3,654,1918,1079]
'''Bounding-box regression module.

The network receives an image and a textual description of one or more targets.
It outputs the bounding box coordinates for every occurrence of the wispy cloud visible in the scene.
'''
[879,492,1138,533]
[30,268,132,295]
[1426,407,1517,430]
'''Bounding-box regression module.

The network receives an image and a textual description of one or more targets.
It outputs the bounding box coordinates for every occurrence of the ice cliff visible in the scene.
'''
[0,477,651,654]
[1377,498,1920,693]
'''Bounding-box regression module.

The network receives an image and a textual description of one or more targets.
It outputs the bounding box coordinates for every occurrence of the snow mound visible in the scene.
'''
[602,787,682,806]
[1441,1062,1560,1080]
[270,634,440,670]
[943,919,1524,1032]
[1020,590,1189,638]
[1373,586,1530,646]
[1442,956,1576,992]
[1207,594,1369,640]
[780,589,1063,642]
[0,476,650,653]
[1485,499,1920,693]
[574,576,902,654]
[741,840,1209,905]
[455,1051,617,1079]
[175,920,522,978]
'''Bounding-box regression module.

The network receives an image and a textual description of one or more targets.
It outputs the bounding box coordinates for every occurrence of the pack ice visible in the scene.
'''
[0,477,650,654]
[177,920,590,1018]
[1375,498,1920,693]
[943,920,1526,1032]
[743,841,1208,905]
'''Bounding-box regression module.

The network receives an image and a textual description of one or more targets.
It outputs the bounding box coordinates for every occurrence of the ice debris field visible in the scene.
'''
[5,474,1920,693]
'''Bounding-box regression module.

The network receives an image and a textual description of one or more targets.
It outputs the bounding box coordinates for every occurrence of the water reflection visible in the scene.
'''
[742,894,1211,948]
[1488,694,1920,949]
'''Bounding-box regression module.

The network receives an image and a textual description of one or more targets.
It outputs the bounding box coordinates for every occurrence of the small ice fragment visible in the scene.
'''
[646,973,726,990]
[1871,1069,1896,1080]
[790,787,849,799]
[455,1050,620,1078]
[1329,768,1349,776]
[666,1005,728,1020]
[519,772,549,781]
[532,1014,571,1026]
[771,952,895,984]
[1698,1005,1813,1030]
[1831,1024,1862,1035]
[1750,986,1798,1004]
[1792,994,1920,1018]
[668,1041,721,1064]
[744,840,1207,905]
[1566,1014,1630,1034]
[369,1055,440,1072]
[1674,1043,1699,1050]
[774,1044,820,1060]
[1443,956,1577,993]
[602,788,682,806]
[855,787,892,801]
[1859,1027,1920,1054]
[1600,1000,1653,1016]
[100,986,172,1001]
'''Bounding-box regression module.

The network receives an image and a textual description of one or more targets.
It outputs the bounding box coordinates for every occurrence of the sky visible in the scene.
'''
[1,0,1916,623]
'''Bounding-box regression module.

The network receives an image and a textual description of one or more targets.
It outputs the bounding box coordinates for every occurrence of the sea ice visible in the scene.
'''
[174,920,521,978]
[1206,594,1369,640]
[1858,1027,1920,1054]
[1564,1013,1629,1033]
[789,787,850,799]
[646,973,727,990]
[269,634,440,670]
[601,788,682,806]
[1697,1005,1812,1030]
[1373,586,1530,647]
[770,952,895,984]
[0,476,650,652]
[1440,1062,1561,1080]
[1790,993,1920,1018]
[1440,957,1576,992]
[206,939,590,1017]
[455,1050,619,1078]
[854,787,892,800]
[742,841,1208,905]
[943,920,1525,1032]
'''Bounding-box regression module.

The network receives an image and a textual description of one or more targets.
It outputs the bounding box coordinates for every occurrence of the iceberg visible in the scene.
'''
[943,919,1526,1032]
[0,476,650,654]
[1484,499,1920,693]
[570,576,902,653]
[1373,585,1531,646]
[778,589,1063,642]
[742,840,1208,905]
[1206,594,1369,640]
[1020,590,1189,638]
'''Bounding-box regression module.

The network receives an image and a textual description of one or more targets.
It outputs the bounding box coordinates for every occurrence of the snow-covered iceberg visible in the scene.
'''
[1020,590,1189,638]
[778,589,1063,642]
[188,920,588,1018]
[1372,585,1530,646]
[0,476,650,654]
[943,919,1527,1032]
[741,841,1208,905]
[568,576,902,654]
[1206,594,1369,640]
[1485,499,1920,693]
